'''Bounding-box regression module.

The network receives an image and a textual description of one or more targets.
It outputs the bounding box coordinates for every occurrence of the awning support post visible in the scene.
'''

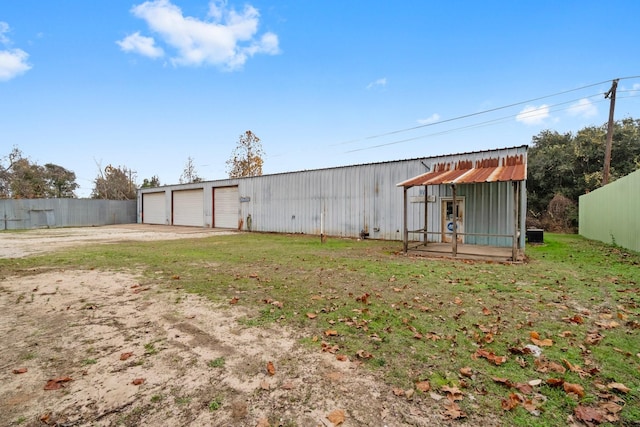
[451,184,457,257]
[423,185,428,247]
[512,181,519,261]
[403,186,408,253]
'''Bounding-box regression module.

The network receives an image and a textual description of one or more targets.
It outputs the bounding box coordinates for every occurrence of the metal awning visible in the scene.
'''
[397,154,526,188]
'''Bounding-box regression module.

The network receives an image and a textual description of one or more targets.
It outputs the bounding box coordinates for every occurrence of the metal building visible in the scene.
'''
[137,145,527,256]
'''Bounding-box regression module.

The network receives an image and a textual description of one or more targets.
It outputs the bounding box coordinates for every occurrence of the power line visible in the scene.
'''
[344,92,632,153]
[336,76,640,149]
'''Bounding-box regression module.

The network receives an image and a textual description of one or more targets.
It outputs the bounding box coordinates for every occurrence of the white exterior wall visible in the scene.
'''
[137,146,527,246]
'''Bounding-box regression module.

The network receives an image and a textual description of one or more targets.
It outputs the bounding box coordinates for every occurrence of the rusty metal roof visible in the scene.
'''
[398,154,526,187]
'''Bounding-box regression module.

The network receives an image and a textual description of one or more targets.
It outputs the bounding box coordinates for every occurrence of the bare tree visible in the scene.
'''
[226,130,265,178]
[91,163,137,200]
[179,157,203,184]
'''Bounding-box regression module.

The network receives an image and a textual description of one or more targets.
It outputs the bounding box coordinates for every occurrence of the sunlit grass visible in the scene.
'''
[1,232,638,425]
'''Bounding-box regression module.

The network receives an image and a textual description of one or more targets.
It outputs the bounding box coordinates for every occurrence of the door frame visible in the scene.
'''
[440,197,465,243]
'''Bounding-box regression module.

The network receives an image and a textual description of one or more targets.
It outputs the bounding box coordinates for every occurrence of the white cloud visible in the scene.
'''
[0,22,31,81]
[0,49,31,81]
[0,22,10,45]
[122,0,280,70]
[117,32,164,58]
[366,77,387,90]
[417,113,440,125]
[516,104,549,125]
[567,98,597,118]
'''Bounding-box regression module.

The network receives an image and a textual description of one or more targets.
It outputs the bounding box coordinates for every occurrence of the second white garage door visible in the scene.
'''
[214,186,239,229]
[173,189,204,227]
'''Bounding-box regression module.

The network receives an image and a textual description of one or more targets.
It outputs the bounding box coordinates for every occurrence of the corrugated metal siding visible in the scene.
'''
[0,199,136,230]
[579,169,640,252]
[137,146,527,244]
[398,152,526,186]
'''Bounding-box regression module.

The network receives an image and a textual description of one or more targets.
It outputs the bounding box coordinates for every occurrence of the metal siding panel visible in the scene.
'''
[173,189,204,227]
[214,187,239,229]
[579,169,640,252]
[0,199,136,230]
[138,146,527,242]
[143,192,167,224]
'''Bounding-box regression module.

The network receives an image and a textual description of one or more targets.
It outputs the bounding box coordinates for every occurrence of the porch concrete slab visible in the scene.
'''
[406,242,523,262]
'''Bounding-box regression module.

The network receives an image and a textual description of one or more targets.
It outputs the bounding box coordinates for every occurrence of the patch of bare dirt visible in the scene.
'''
[0,227,498,426]
[0,224,235,259]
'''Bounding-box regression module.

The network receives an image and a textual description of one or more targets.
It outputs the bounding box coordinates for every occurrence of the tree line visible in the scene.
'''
[0,131,265,200]
[2,123,638,231]
[527,117,640,231]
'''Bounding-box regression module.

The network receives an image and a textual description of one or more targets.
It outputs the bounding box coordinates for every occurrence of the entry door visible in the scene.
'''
[441,199,464,243]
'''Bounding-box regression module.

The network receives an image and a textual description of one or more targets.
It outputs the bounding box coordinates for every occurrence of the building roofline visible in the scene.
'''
[140,145,528,191]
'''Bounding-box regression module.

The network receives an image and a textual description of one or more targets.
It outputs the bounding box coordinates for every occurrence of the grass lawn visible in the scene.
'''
[1,232,638,426]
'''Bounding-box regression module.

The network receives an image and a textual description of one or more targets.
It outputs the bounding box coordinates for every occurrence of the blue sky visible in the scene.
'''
[2,1,639,197]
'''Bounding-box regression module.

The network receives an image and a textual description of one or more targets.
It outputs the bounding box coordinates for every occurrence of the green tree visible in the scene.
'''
[226,130,265,178]
[140,175,161,188]
[9,158,47,198]
[43,163,79,198]
[0,147,23,198]
[527,118,640,229]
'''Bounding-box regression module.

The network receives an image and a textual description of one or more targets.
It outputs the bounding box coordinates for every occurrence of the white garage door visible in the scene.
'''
[173,189,204,227]
[142,192,166,224]
[214,186,239,229]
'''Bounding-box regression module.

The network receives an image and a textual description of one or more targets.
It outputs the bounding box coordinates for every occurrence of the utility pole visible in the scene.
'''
[602,78,619,186]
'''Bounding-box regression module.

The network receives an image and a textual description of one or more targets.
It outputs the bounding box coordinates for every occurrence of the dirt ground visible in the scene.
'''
[0,225,486,427]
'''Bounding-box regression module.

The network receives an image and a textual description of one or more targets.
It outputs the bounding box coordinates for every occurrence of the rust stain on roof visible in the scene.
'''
[398,154,526,187]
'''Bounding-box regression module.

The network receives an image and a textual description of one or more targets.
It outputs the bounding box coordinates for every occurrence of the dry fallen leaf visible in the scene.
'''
[546,378,564,387]
[482,307,491,315]
[415,380,431,392]
[44,376,73,390]
[229,297,239,304]
[443,400,466,420]
[563,382,585,398]
[120,352,134,361]
[501,393,520,411]
[530,331,553,346]
[535,358,566,374]
[473,349,507,365]
[131,378,145,386]
[355,349,373,359]
[607,382,631,393]
[459,367,473,378]
[306,312,317,319]
[392,387,405,396]
[565,314,584,324]
[441,385,464,401]
[260,380,270,390]
[266,361,276,376]
[12,368,28,374]
[574,405,604,424]
[327,409,345,425]
[336,354,348,362]
[324,329,338,336]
